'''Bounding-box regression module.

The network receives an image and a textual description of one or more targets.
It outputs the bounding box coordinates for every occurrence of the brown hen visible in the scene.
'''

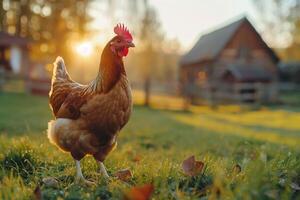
[47,24,134,184]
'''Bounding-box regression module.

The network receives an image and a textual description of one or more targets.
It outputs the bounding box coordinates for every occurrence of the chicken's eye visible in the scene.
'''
[117,39,121,43]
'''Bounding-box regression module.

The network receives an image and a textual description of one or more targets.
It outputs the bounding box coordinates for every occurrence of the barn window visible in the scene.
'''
[197,71,207,85]
[238,46,251,60]
[4,48,10,60]
[198,71,206,80]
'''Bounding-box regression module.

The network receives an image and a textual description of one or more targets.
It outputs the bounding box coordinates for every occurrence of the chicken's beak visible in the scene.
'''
[127,41,135,48]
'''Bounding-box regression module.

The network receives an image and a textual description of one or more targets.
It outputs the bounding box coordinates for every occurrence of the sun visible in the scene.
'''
[75,41,93,57]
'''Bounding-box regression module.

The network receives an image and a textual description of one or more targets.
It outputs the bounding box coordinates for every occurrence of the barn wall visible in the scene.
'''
[179,61,212,99]
[216,21,278,78]
[179,19,280,103]
[214,21,279,102]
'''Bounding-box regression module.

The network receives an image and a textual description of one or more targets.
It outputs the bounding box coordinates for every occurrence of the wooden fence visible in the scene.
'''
[0,72,50,95]
[183,81,277,105]
[214,82,268,103]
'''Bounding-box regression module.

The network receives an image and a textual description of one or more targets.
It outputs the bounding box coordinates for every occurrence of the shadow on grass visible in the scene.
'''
[201,113,300,138]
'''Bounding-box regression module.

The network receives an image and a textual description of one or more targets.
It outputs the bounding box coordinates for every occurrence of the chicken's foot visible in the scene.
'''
[74,160,95,186]
[98,161,110,179]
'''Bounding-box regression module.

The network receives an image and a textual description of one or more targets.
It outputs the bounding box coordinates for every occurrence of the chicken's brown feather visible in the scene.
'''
[54,85,91,119]
[48,37,132,162]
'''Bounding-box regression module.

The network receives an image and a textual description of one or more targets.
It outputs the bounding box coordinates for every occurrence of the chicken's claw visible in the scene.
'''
[75,178,96,186]
[102,173,110,180]
[98,161,110,180]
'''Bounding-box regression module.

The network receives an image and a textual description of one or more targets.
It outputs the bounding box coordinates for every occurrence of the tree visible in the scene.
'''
[252,0,300,60]
[0,0,92,62]
[138,1,164,106]
[285,3,300,60]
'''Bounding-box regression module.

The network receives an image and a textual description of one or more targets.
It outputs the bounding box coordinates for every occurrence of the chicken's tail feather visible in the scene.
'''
[47,120,56,144]
[49,57,73,97]
[52,56,71,82]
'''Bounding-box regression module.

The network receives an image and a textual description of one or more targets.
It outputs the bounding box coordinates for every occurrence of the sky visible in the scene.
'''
[90,0,286,52]
[149,0,259,50]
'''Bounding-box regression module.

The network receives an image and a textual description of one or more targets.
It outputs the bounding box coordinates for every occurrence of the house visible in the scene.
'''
[179,17,280,104]
[0,31,30,75]
[0,31,51,95]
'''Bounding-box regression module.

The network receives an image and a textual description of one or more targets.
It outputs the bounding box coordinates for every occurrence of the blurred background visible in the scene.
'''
[0,0,299,108]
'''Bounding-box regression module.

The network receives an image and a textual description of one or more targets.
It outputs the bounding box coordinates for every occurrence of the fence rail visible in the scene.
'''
[184,82,276,105]
[0,72,50,95]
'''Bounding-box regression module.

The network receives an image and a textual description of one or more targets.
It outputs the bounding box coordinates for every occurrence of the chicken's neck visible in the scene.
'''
[92,47,126,93]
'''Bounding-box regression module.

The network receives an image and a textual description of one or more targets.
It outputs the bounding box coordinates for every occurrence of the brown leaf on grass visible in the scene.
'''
[290,182,300,190]
[264,189,279,199]
[114,169,133,181]
[182,155,204,176]
[42,177,59,188]
[33,185,42,200]
[132,155,142,162]
[124,184,154,200]
[232,164,242,174]
[126,150,142,162]
[126,150,134,155]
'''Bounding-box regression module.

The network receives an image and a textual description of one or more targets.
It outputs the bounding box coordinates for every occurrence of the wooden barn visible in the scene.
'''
[179,17,280,104]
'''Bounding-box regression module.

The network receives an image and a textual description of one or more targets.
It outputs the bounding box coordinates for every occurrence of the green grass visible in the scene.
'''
[280,91,300,106]
[0,92,300,199]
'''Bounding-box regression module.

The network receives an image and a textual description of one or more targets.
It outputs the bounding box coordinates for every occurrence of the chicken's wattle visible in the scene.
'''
[119,47,129,57]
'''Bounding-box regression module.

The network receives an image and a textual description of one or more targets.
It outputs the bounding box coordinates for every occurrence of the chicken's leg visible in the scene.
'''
[98,161,110,179]
[74,160,95,185]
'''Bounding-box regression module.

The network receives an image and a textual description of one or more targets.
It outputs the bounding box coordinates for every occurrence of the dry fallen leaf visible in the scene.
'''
[33,185,42,200]
[232,164,242,174]
[126,150,142,162]
[124,184,154,200]
[114,169,133,181]
[126,150,134,156]
[42,177,59,188]
[132,155,142,162]
[290,182,300,191]
[264,189,279,199]
[182,155,204,176]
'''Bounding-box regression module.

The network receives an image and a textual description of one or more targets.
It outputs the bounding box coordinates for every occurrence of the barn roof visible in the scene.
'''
[0,31,30,46]
[180,17,279,66]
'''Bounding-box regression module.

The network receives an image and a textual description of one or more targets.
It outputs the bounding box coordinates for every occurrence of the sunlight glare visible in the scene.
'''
[75,41,93,57]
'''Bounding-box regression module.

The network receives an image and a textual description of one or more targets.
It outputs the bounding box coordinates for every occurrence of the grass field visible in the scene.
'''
[0,92,300,199]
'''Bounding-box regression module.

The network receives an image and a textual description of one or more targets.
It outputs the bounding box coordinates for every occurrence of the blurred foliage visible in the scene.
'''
[128,0,180,105]
[0,0,181,102]
[135,1,164,106]
[252,0,300,60]
[0,0,92,62]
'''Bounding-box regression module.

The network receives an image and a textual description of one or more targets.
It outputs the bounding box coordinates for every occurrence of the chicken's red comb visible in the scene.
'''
[114,23,133,41]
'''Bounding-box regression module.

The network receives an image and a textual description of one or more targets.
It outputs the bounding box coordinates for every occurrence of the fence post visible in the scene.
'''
[0,68,4,93]
[255,82,263,108]
[234,83,241,105]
